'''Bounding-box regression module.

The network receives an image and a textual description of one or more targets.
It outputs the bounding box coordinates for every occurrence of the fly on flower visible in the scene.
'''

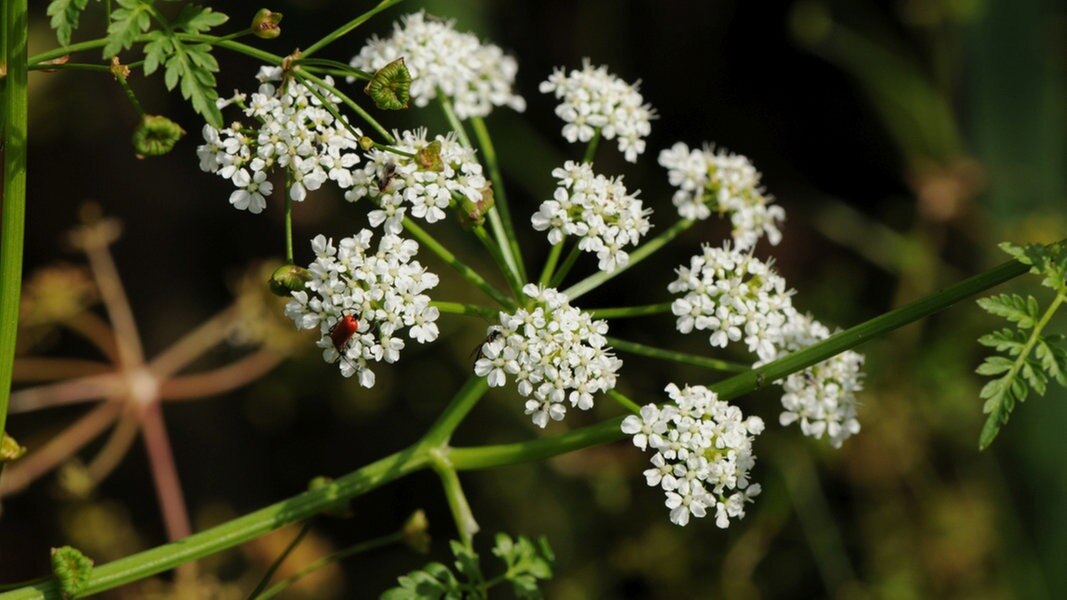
[378,160,398,192]
[470,327,503,367]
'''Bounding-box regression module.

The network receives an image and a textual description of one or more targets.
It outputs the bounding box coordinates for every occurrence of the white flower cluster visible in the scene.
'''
[284,231,440,387]
[539,60,655,163]
[531,161,653,273]
[669,243,795,363]
[474,285,622,428]
[350,11,526,119]
[345,129,487,234]
[765,312,865,448]
[658,142,785,250]
[197,67,363,214]
[622,383,764,527]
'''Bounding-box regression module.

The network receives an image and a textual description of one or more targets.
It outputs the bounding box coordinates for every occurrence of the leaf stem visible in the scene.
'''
[299,0,410,60]
[295,68,395,144]
[429,452,479,546]
[590,302,674,320]
[548,244,582,289]
[606,389,641,414]
[429,301,498,319]
[420,375,490,448]
[538,243,565,288]
[470,116,526,282]
[401,219,516,309]
[605,336,749,373]
[283,172,294,264]
[582,129,601,164]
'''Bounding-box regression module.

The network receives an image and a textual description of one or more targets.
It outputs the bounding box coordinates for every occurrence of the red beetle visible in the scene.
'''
[329,313,360,355]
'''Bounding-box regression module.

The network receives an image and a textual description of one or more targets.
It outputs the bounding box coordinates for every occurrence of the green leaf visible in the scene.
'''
[977,328,1026,353]
[1035,336,1067,386]
[104,0,154,58]
[976,294,1038,328]
[161,41,223,127]
[975,356,1013,376]
[173,4,229,34]
[141,30,172,76]
[450,541,483,585]
[46,0,91,46]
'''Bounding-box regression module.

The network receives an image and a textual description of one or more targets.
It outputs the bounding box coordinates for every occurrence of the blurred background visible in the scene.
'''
[3,0,1066,597]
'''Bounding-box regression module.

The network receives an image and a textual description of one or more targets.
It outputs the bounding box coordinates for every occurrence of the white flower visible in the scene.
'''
[531,161,652,273]
[346,128,487,233]
[474,284,621,427]
[540,60,655,163]
[658,142,785,250]
[197,68,364,213]
[623,383,764,527]
[284,230,440,385]
[763,312,864,448]
[669,242,794,363]
[350,11,525,119]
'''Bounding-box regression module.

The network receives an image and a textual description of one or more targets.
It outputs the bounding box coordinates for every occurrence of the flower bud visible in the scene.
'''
[358,136,376,152]
[415,140,444,172]
[132,115,185,159]
[455,184,494,228]
[307,476,353,518]
[0,433,26,463]
[51,546,93,599]
[402,509,431,554]
[364,58,411,110]
[251,9,283,39]
[268,264,311,297]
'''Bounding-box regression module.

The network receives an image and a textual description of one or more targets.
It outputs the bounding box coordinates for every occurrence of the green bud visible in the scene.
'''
[358,136,376,152]
[364,58,411,111]
[402,510,431,554]
[51,546,93,599]
[132,115,185,159]
[268,264,311,297]
[308,476,353,518]
[415,140,444,172]
[1,433,26,463]
[251,9,283,40]
[455,184,495,228]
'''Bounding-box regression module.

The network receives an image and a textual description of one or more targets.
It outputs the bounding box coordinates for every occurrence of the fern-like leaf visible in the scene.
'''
[46,0,91,46]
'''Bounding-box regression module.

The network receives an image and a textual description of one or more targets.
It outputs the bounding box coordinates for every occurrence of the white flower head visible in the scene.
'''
[350,11,526,119]
[531,161,652,273]
[539,59,656,163]
[474,284,622,427]
[764,312,864,448]
[284,230,440,385]
[345,128,487,234]
[669,242,795,363]
[197,68,364,213]
[623,383,764,527]
[658,142,785,250]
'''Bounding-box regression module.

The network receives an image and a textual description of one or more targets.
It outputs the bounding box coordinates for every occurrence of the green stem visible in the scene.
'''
[606,336,749,373]
[296,57,372,80]
[582,129,601,164]
[256,532,403,599]
[429,301,498,319]
[430,453,479,546]
[247,520,312,599]
[296,68,395,144]
[0,448,429,599]
[114,72,145,116]
[283,172,294,264]
[470,116,526,282]
[437,93,473,148]
[0,0,28,455]
[538,242,565,288]
[472,224,522,298]
[548,244,582,289]
[448,419,624,470]
[300,0,409,59]
[590,302,674,320]
[401,219,515,309]
[420,375,490,447]
[28,61,142,73]
[563,218,695,301]
[606,389,641,414]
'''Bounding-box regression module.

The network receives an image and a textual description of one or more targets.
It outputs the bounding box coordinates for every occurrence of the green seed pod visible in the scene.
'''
[402,510,431,554]
[415,140,444,172]
[308,476,354,518]
[455,184,495,228]
[268,264,311,297]
[358,136,376,151]
[0,433,26,463]
[251,9,283,40]
[364,58,411,110]
[132,115,185,159]
[51,546,93,599]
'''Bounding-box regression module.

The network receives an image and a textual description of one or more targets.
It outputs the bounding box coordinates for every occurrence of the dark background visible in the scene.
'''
[3,0,1066,597]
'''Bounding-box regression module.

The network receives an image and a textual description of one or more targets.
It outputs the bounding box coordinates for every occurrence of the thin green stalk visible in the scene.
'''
[437,94,473,148]
[300,0,409,59]
[472,224,523,298]
[430,453,479,546]
[430,301,498,319]
[582,129,601,164]
[548,244,582,289]
[590,302,674,320]
[296,69,395,144]
[420,375,490,447]
[401,219,515,309]
[470,116,526,281]
[29,35,284,68]
[0,0,29,454]
[114,73,145,116]
[449,419,625,470]
[256,532,403,599]
[563,217,695,300]
[283,173,294,264]
[538,242,566,288]
[296,57,372,80]
[246,520,312,599]
[606,389,641,414]
[28,61,142,73]
[0,448,429,599]
[606,336,749,373]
